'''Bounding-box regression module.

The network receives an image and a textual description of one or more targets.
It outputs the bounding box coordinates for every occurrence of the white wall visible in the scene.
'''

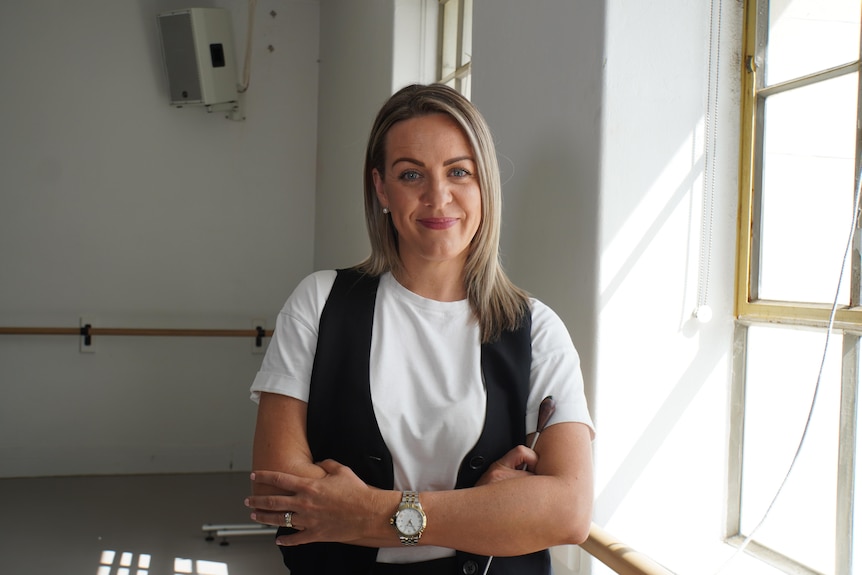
[0,0,320,477]
[313,0,392,269]
[598,1,744,573]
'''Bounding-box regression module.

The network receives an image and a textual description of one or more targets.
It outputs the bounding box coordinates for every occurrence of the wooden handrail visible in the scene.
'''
[0,325,274,347]
[581,523,675,575]
[0,326,273,337]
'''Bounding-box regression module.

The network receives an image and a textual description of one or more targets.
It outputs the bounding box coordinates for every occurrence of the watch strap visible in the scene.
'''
[392,490,425,545]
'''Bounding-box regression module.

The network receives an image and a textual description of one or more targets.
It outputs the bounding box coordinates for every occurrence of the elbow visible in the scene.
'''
[562,515,592,546]
[557,496,593,546]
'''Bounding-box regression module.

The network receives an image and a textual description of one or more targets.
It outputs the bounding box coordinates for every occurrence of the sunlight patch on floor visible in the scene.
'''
[98,550,226,575]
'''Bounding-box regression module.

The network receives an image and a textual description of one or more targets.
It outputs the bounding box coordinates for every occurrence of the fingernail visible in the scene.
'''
[244,498,250,507]
[250,472,256,480]
[250,512,257,521]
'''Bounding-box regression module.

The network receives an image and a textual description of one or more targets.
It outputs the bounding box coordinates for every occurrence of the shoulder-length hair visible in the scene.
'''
[356,83,530,343]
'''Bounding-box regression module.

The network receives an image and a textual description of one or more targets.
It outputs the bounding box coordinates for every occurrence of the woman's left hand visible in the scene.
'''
[474,444,538,486]
[245,459,380,546]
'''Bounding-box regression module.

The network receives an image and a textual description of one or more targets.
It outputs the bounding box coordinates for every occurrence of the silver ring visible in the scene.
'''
[284,511,294,528]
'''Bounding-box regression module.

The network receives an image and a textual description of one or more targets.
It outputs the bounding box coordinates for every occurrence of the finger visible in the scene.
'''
[251,470,305,493]
[315,458,343,474]
[496,445,538,470]
[517,448,539,472]
[245,494,294,512]
[277,530,314,546]
[487,462,533,482]
[250,509,305,530]
[275,519,322,547]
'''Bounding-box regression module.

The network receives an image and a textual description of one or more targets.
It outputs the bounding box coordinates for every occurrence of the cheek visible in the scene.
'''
[468,194,483,228]
[471,218,482,241]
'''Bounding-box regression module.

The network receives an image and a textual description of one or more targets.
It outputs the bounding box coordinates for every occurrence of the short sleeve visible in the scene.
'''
[249,270,337,403]
[526,300,595,439]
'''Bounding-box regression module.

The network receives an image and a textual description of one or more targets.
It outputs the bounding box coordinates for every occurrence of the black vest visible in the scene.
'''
[278,269,550,575]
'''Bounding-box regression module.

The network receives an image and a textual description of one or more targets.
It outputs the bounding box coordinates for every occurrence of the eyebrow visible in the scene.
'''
[390,157,424,168]
[444,155,475,166]
[390,155,475,169]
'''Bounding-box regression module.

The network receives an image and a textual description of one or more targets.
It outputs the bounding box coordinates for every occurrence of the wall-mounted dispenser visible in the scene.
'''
[157,8,240,115]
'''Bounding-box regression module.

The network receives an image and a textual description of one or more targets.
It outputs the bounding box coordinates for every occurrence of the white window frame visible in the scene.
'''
[731,2,862,574]
[436,0,472,97]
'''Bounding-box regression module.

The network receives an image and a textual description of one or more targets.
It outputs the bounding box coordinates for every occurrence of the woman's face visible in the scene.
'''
[373,113,482,275]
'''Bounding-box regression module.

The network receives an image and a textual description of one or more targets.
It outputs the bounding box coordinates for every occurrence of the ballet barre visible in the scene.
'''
[0,324,274,348]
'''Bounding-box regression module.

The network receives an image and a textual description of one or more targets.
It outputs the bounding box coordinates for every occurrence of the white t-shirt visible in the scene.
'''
[250,270,594,563]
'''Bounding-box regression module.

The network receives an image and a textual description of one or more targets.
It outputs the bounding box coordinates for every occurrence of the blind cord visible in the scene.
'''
[695,0,723,323]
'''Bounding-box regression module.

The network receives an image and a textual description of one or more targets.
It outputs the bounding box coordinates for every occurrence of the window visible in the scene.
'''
[437,0,472,97]
[732,2,862,574]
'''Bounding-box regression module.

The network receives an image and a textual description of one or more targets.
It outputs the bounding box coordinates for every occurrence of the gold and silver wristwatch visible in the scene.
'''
[390,490,427,545]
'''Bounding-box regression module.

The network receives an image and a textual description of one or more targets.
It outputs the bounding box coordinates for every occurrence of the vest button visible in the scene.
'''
[468,456,485,469]
[462,560,478,574]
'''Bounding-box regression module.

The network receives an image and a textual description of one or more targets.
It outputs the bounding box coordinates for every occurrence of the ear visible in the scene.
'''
[372,168,388,209]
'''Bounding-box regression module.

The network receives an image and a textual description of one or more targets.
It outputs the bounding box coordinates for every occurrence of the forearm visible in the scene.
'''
[430,476,590,554]
[249,420,594,555]
[334,424,594,555]
[252,392,325,496]
[346,474,591,555]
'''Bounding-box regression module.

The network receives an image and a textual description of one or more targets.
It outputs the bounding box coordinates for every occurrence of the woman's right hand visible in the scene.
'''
[246,460,390,545]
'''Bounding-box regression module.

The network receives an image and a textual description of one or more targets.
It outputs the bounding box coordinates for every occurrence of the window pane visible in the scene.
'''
[758,72,857,304]
[742,324,840,574]
[766,0,861,86]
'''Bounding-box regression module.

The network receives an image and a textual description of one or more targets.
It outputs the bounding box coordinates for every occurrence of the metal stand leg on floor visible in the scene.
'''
[202,523,277,546]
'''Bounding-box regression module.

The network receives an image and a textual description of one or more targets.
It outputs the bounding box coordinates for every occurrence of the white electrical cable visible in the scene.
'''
[714,154,862,575]
[237,0,256,93]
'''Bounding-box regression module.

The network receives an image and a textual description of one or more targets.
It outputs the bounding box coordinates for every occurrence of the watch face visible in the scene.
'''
[395,508,424,536]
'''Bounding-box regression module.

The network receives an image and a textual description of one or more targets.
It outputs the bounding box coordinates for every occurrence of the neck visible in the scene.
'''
[393,261,467,302]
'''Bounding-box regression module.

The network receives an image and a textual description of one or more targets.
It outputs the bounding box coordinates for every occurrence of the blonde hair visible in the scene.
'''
[356,84,530,343]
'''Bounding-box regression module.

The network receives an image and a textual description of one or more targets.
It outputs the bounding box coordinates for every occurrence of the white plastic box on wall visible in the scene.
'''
[157,8,238,108]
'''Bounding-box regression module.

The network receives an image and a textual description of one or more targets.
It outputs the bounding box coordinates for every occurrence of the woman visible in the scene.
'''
[246,83,594,575]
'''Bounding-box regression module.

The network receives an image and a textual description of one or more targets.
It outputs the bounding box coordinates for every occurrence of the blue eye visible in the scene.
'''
[399,170,422,181]
[450,167,471,177]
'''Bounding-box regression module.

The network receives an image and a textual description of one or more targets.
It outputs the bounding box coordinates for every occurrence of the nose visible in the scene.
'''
[421,174,452,208]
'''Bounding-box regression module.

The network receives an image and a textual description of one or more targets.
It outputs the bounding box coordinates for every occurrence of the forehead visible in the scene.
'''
[384,114,473,158]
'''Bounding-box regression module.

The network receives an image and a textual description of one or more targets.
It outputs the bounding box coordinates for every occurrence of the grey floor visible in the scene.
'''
[0,472,286,575]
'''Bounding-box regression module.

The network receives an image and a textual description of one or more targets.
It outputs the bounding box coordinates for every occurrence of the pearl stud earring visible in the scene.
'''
[382,207,390,214]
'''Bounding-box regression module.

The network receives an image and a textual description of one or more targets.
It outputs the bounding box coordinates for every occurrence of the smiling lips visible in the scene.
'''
[418,217,459,230]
